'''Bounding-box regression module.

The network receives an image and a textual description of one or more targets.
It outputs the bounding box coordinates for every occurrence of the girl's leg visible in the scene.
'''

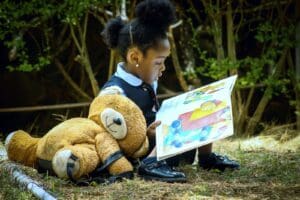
[147,146,156,157]
[198,143,213,158]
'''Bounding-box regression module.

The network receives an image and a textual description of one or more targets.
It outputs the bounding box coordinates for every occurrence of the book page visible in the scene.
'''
[156,75,237,161]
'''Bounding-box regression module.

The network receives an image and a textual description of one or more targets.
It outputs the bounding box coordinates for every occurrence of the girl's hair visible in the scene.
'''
[102,0,176,59]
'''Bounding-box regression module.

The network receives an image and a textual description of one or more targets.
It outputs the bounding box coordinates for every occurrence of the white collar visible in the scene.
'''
[115,62,158,92]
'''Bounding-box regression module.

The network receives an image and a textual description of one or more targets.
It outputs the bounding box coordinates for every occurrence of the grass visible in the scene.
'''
[0,131,299,200]
[0,168,38,200]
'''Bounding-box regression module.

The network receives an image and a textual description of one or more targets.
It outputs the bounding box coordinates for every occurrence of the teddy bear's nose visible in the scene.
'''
[113,118,122,125]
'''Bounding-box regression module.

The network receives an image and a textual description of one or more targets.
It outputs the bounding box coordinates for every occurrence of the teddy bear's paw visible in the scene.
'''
[4,131,17,150]
[52,150,80,179]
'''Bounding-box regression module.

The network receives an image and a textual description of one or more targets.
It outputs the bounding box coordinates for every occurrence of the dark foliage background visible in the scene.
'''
[0,0,299,136]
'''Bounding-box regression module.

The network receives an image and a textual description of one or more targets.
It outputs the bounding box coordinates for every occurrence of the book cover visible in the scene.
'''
[156,75,237,161]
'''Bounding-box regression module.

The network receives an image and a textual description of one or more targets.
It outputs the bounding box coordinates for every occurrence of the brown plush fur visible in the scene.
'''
[89,94,148,157]
[6,130,39,167]
[37,118,102,179]
[5,94,149,180]
[88,95,148,175]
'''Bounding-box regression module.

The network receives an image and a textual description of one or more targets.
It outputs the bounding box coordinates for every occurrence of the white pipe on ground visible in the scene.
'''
[0,143,57,200]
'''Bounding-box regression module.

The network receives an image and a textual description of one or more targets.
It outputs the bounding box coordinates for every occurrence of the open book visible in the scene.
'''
[156,75,237,161]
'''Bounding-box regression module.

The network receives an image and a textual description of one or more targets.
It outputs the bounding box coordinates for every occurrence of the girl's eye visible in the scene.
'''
[155,62,162,66]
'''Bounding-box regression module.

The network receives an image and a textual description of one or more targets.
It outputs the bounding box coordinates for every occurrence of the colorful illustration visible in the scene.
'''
[156,75,237,161]
[162,122,229,152]
[183,82,225,104]
[179,100,229,130]
[162,99,230,152]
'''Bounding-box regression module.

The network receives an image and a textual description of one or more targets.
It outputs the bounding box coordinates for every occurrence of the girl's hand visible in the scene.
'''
[147,120,161,138]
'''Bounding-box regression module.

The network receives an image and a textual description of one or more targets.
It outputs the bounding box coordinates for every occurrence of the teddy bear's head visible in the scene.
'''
[88,94,149,158]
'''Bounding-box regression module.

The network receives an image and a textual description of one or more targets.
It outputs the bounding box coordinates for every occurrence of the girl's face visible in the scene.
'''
[137,39,171,84]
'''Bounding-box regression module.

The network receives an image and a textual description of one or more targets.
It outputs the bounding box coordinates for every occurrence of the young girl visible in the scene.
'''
[101,0,239,182]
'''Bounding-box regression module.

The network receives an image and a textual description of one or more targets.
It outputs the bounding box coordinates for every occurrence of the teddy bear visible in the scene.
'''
[4,94,149,181]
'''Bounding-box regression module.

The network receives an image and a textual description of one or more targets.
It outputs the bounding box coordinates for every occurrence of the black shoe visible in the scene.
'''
[199,153,240,171]
[138,159,186,183]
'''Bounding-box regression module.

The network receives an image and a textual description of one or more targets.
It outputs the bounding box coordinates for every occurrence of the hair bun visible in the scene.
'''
[102,16,125,49]
[135,0,176,30]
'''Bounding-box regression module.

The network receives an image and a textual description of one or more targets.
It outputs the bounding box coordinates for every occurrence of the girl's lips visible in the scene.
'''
[155,72,163,81]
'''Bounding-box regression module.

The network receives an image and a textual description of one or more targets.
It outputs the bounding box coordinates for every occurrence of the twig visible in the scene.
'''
[219,0,291,15]
[53,35,72,57]
[89,10,106,26]
[89,5,113,17]
[28,114,40,133]
[69,25,82,53]
[57,25,68,45]
[170,20,182,29]
[0,102,90,113]
[52,113,68,122]
[264,123,296,133]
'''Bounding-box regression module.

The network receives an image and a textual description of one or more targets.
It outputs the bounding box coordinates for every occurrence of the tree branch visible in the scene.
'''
[0,102,90,113]
[246,48,289,135]
[120,0,128,21]
[54,58,92,101]
[108,49,116,79]
[0,93,180,113]
[129,0,137,19]
[168,24,189,91]
[82,13,89,46]
[70,25,82,53]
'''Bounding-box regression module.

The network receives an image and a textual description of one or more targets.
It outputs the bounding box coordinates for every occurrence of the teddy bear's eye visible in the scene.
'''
[113,118,122,125]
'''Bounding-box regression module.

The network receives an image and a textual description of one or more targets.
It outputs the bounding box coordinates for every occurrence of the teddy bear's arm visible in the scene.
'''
[95,133,133,175]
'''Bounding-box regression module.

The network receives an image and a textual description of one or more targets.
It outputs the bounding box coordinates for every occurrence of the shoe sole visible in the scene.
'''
[138,175,187,183]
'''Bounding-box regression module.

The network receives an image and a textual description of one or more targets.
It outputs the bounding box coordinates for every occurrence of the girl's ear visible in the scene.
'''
[126,47,143,65]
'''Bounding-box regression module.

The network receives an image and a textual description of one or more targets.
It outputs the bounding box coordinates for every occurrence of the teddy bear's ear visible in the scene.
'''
[100,108,127,139]
[98,86,125,96]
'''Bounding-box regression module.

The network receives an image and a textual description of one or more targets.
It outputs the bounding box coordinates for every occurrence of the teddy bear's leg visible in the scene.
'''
[5,130,40,167]
[52,144,99,180]
[95,134,134,176]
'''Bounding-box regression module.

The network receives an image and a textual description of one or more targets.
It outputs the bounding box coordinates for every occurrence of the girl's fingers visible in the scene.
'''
[149,120,161,129]
[147,121,161,138]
